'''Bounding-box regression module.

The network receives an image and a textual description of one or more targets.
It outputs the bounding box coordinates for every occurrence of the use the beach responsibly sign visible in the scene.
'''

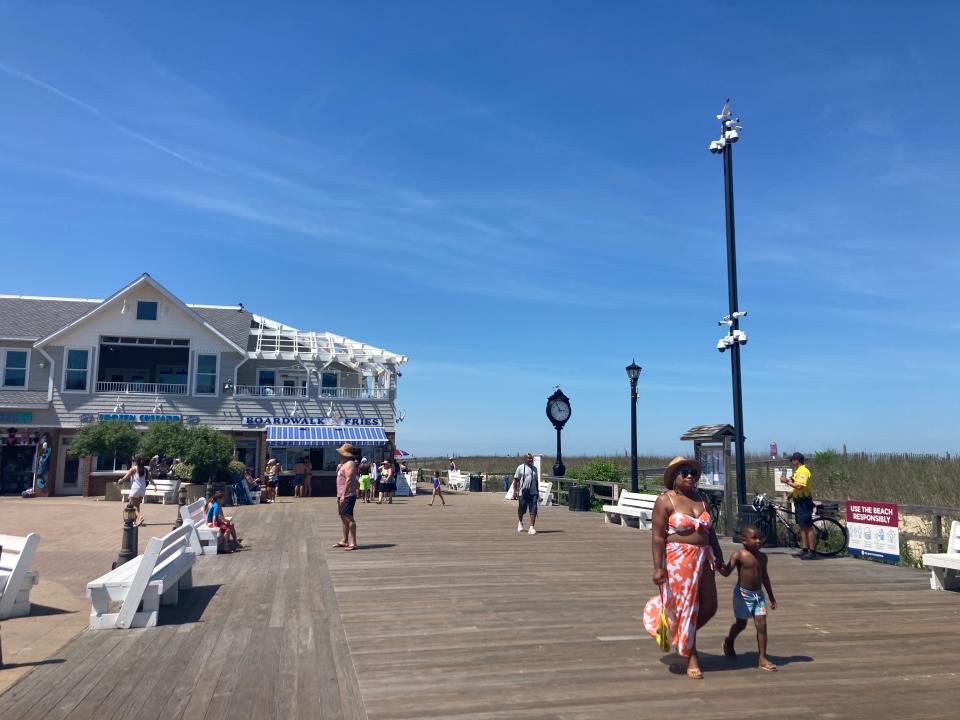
[846,500,899,563]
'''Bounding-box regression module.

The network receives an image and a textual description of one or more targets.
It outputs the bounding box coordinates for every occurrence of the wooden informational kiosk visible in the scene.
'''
[680,424,736,537]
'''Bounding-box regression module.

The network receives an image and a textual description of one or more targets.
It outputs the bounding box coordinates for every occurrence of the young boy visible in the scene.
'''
[718,524,778,671]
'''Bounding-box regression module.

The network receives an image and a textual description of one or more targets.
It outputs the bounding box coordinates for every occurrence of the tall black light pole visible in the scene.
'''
[710,99,748,508]
[626,361,641,493]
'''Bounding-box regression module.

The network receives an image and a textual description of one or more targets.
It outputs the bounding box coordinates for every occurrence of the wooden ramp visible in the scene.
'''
[2,492,959,719]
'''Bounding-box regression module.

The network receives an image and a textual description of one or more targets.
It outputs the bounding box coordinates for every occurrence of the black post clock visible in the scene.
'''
[546,387,571,476]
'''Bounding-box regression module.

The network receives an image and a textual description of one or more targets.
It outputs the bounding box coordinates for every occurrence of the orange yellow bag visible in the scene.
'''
[654,587,671,652]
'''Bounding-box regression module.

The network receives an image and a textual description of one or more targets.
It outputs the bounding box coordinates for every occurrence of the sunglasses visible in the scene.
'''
[679,468,700,479]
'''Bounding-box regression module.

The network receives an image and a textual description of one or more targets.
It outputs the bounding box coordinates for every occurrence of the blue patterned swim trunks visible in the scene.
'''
[733,584,767,618]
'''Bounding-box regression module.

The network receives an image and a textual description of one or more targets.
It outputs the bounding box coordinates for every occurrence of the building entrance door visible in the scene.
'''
[234,439,260,477]
[56,436,82,495]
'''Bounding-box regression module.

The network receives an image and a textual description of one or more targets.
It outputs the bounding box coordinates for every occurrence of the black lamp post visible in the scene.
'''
[114,501,138,569]
[626,361,642,493]
[709,99,748,508]
[173,483,188,530]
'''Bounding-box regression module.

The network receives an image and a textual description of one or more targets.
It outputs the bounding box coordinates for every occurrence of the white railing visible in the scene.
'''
[319,388,390,399]
[235,385,308,398]
[95,381,189,395]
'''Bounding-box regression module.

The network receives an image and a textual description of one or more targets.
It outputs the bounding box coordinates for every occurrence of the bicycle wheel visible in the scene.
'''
[812,517,848,557]
[756,517,775,547]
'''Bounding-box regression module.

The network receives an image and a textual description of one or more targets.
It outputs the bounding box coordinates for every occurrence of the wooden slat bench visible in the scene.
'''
[121,477,181,505]
[86,524,198,630]
[922,520,960,591]
[503,480,554,505]
[538,480,553,506]
[0,532,41,619]
[602,491,659,529]
[179,498,228,555]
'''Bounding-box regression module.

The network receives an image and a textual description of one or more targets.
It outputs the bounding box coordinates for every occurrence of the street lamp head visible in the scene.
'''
[625,360,642,383]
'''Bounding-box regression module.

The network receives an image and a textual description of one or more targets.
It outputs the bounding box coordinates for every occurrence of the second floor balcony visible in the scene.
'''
[95,381,188,395]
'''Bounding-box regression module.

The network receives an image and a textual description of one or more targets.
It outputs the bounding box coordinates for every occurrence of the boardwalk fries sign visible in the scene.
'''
[846,500,899,562]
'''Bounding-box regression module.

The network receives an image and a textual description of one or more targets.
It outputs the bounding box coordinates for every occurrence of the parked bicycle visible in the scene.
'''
[751,493,848,557]
[702,488,724,529]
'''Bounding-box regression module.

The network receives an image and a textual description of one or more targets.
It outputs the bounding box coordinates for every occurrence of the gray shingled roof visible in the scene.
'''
[191,307,254,351]
[0,298,98,340]
[0,297,254,350]
[680,424,737,441]
[0,390,49,407]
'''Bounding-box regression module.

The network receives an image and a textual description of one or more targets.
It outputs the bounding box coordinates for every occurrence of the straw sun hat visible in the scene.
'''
[663,455,703,490]
[336,443,359,458]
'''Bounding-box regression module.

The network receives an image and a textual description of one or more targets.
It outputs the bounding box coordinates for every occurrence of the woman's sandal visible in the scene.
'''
[344,545,357,551]
[331,542,348,548]
[686,667,704,680]
[759,662,778,672]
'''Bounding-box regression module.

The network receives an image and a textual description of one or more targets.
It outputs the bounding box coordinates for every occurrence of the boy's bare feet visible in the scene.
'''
[759,659,778,672]
[723,637,737,659]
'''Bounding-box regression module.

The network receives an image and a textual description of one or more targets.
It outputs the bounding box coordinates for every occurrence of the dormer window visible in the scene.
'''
[136,301,158,320]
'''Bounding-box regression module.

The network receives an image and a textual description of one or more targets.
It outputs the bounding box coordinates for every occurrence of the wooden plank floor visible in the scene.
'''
[2,490,959,719]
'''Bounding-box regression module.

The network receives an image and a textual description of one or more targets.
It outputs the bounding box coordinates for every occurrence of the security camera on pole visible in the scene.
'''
[709,99,749,534]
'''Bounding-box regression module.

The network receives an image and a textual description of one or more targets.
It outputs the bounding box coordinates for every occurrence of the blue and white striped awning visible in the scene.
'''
[266,426,388,446]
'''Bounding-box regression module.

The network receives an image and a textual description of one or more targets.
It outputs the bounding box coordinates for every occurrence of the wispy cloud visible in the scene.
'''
[0,60,213,173]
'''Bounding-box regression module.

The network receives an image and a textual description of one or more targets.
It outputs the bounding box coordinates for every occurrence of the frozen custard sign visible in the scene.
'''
[846,500,899,563]
[243,416,382,426]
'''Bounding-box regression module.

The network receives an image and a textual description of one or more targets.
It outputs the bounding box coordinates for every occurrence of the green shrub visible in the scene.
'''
[138,421,188,460]
[568,459,625,485]
[179,426,234,483]
[68,420,139,464]
[171,462,195,482]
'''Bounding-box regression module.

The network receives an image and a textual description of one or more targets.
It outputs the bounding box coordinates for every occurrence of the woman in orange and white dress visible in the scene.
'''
[643,456,726,679]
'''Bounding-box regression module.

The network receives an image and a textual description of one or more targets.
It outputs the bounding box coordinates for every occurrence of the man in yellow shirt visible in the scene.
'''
[785,452,815,558]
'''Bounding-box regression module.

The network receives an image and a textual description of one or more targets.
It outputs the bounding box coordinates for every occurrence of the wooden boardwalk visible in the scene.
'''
[1,490,959,719]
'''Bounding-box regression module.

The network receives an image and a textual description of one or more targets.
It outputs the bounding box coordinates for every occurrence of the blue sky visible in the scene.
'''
[1,2,958,456]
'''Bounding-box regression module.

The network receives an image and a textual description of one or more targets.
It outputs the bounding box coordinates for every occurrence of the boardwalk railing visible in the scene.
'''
[425,464,960,555]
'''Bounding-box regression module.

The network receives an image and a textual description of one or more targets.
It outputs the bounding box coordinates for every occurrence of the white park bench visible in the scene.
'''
[923,520,960,591]
[447,470,468,492]
[121,476,181,505]
[503,480,553,505]
[86,523,199,630]
[602,491,660,529]
[538,480,553,506]
[179,498,230,555]
[0,532,41,619]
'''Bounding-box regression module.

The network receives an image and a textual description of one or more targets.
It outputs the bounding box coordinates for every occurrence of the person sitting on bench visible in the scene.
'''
[206,491,242,553]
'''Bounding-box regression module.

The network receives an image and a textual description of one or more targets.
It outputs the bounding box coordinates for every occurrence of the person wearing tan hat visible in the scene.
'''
[378,460,397,504]
[263,455,280,503]
[333,443,360,550]
[641,456,725,679]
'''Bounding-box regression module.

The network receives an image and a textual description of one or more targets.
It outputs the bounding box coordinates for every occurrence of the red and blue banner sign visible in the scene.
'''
[846,500,899,563]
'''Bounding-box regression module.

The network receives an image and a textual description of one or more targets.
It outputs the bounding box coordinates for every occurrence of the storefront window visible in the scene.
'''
[2,349,28,388]
[95,455,130,472]
[258,370,275,387]
[65,348,90,391]
[195,354,217,395]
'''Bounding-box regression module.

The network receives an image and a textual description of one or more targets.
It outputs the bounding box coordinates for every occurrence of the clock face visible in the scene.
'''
[548,399,571,423]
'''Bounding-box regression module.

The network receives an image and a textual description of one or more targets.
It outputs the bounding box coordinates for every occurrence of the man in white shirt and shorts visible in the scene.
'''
[512,453,539,535]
